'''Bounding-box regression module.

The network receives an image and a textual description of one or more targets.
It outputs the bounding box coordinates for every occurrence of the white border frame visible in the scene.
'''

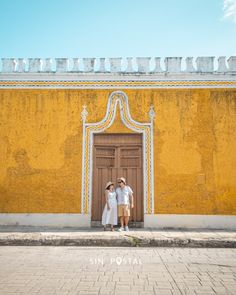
[81,91,155,222]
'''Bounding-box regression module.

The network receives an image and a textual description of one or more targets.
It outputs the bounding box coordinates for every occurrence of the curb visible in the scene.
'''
[0,236,235,248]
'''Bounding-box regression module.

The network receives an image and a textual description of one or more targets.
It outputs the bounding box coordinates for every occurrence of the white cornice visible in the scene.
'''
[0,56,235,88]
[0,71,236,80]
[0,69,236,89]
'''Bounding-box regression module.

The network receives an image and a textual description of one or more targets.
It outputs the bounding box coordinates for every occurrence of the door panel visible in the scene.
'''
[92,134,143,223]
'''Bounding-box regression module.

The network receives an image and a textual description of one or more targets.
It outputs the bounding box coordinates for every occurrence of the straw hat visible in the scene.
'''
[105,181,114,190]
[117,177,126,185]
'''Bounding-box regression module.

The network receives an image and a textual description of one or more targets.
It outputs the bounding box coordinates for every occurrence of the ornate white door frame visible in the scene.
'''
[81,90,155,219]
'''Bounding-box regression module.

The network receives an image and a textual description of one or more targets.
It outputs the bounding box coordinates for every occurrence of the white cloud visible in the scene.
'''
[223,0,236,22]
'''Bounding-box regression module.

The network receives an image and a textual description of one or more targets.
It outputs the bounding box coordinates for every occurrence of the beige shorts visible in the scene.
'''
[118,204,130,217]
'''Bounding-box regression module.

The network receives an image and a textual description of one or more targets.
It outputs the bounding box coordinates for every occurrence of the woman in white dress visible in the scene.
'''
[102,181,118,231]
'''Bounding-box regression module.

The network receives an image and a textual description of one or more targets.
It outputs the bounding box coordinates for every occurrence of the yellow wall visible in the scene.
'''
[0,88,236,214]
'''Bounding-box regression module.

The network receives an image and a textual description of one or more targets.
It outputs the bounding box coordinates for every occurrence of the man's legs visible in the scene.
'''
[120,216,124,228]
[118,205,124,230]
[118,205,130,231]
[124,205,130,230]
[124,216,129,226]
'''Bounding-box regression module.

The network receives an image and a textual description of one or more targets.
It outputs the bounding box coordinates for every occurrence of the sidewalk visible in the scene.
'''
[0,225,235,247]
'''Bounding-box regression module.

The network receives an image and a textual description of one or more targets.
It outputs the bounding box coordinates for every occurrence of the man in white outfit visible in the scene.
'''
[116,177,134,232]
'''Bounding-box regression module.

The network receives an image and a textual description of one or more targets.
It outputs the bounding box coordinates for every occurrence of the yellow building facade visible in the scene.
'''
[0,56,236,228]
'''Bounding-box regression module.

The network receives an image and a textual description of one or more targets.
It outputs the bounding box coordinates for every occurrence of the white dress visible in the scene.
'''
[102,191,118,226]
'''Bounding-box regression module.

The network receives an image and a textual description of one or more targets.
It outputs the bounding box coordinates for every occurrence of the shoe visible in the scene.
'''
[125,226,129,231]
[118,227,124,232]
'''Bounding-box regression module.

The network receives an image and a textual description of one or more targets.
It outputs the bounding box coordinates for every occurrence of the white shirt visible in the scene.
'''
[116,185,133,205]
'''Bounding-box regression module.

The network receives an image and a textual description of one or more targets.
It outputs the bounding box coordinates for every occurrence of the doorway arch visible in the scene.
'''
[81,90,155,219]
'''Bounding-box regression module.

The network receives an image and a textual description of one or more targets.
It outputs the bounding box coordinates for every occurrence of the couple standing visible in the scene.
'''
[102,177,134,232]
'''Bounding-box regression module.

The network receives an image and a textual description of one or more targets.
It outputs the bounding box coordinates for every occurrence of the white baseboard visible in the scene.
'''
[144,214,236,229]
[0,213,235,229]
[0,213,90,227]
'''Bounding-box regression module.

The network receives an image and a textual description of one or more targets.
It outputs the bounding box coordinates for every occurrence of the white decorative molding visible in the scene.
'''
[0,72,236,89]
[0,77,235,89]
[0,213,90,227]
[144,214,236,230]
[81,105,88,123]
[81,90,155,217]
[148,105,155,122]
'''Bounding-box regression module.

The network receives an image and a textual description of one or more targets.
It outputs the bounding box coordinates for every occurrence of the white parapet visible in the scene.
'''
[136,57,151,72]
[42,58,53,72]
[126,57,133,72]
[196,56,214,72]
[99,58,106,72]
[218,56,228,72]
[1,56,236,74]
[55,58,69,72]
[1,58,16,72]
[83,58,95,72]
[228,56,236,71]
[15,58,26,72]
[71,58,80,72]
[28,58,42,72]
[164,57,182,72]
[185,57,195,72]
[153,57,162,72]
[109,58,122,72]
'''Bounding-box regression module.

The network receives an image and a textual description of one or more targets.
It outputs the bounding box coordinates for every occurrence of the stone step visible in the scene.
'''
[0,226,235,247]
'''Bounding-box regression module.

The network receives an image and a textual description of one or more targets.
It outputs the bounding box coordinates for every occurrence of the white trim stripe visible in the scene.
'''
[0,79,236,89]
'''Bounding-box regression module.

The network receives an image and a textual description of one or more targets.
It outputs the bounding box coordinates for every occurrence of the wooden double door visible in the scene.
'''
[92,133,144,225]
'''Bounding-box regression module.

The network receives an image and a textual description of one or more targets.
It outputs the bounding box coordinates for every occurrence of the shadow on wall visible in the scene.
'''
[0,133,82,213]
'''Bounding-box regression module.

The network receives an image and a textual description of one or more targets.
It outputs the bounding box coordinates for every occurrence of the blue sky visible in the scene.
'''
[0,0,235,58]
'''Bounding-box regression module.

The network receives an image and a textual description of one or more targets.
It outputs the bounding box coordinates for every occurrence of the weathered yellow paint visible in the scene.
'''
[0,88,236,214]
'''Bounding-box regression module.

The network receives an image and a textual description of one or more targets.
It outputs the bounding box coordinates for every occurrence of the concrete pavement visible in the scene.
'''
[0,246,236,294]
